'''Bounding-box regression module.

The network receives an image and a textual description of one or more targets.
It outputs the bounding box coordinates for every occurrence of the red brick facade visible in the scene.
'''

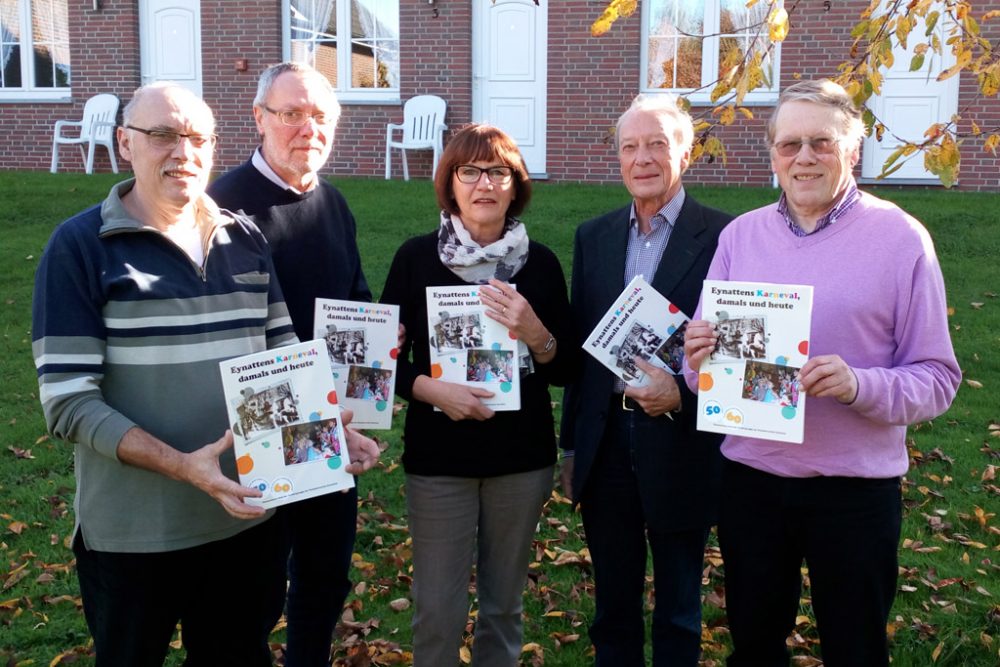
[1,0,996,190]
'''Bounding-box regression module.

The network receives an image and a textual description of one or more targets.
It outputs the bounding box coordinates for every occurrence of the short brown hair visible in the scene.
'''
[434,124,532,218]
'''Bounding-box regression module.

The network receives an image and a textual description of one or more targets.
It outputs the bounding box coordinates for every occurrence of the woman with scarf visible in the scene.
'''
[381,124,573,667]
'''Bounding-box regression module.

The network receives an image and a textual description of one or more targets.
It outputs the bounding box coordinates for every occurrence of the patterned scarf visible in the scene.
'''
[436,211,530,284]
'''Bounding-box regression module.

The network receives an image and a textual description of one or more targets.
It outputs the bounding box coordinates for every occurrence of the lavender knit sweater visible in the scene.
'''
[684,190,961,478]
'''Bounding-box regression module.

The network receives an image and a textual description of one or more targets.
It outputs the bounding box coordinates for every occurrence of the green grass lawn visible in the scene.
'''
[1,171,997,666]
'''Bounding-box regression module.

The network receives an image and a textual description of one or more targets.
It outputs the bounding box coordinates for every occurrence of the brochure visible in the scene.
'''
[582,275,690,387]
[425,285,521,411]
[313,298,400,430]
[696,280,813,444]
[220,340,354,509]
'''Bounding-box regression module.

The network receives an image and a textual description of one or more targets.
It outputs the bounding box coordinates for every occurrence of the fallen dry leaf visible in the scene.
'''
[965,379,984,389]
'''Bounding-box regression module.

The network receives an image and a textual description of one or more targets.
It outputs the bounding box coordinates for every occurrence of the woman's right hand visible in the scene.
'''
[683,319,718,374]
[413,376,496,421]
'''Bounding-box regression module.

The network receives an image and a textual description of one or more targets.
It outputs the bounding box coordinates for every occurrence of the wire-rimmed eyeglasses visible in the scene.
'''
[125,125,217,150]
[454,164,514,185]
[771,137,840,157]
[261,106,335,127]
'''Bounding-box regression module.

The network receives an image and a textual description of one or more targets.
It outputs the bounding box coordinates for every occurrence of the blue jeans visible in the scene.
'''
[73,516,287,667]
[281,486,358,667]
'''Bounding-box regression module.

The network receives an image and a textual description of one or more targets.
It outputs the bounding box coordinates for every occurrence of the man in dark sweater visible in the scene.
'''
[208,62,372,667]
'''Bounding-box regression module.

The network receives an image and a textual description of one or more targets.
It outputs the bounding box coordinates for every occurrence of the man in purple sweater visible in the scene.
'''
[684,80,961,666]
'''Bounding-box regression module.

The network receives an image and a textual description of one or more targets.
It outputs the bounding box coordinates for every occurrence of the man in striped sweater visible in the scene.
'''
[32,82,297,666]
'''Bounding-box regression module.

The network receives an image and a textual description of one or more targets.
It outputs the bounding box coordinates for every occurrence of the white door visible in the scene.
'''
[139,0,203,97]
[473,0,548,177]
[862,9,957,182]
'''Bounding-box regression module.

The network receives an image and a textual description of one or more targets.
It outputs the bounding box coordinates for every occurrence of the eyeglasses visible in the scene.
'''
[125,125,216,150]
[262,106,334,127]
[771,137,839,157]
[454,164,514,184]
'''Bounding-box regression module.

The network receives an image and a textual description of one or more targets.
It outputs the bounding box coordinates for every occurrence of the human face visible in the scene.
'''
[451,159,516,244]
[618,108,690,216]
[117,86,215,214]
[254,71,338,191]
[770,100,859,228]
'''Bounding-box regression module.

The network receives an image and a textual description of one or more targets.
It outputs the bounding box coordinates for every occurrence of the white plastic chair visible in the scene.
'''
[385,95,447,180]
[50,93,120,174]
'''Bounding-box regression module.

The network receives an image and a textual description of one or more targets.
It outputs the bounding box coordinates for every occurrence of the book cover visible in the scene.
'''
[220,340,354,509]
[313,299,400,430]
[582,275,690,387]
[696,280,814,444]
[425,285,521,411]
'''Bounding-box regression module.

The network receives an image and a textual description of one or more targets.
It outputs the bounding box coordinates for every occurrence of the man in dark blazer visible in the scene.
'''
[560,94,732,667]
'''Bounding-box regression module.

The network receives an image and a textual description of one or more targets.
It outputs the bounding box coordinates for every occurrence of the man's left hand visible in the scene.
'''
[339,408,380,475]
[798,354,858,404]
[623,358,681,417]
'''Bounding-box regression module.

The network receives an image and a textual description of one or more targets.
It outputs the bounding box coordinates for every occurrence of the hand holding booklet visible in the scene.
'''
[313,298,400,430]
[695,280,813,444]
[425,285,521,411]
[219,340,354,509]
[582,276,691,387]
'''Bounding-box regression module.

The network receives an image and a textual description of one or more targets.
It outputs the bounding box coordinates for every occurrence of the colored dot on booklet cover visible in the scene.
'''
[782,406,797,420]
[798,340,809,355]
[376,400,387,412]
[500,381,512,393]
[699,373,714,391]
[669,303,680,314]
[327,457,342,470]
[236,455,254,475]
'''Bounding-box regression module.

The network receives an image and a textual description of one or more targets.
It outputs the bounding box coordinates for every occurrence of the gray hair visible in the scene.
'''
[615,93,694,152]
[767,79,864,147]
[122,81,215,129]
[253,62,340,119]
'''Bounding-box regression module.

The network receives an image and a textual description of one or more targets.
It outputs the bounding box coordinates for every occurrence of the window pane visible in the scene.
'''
[1,0,22,88]
[290,0,338,85]
[676,36,703,88]
[349,0,398,89]
[648,0,704,90]
[647,37,675,88]
[29,0,69,88]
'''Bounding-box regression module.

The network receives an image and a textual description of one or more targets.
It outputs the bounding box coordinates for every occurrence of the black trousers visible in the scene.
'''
[580,399,710,667]
[719,459,902,667]
[281,487,358,667]
[73,516,287,667]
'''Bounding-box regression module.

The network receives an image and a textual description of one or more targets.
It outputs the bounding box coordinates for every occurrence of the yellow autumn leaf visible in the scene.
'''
[979,65,1000,96]
[768,7,789,42]
[984,134,1000,155]
[459,646,472,664]
[965,379,984,389]
[718,105,736,126]
[737,106,754,120]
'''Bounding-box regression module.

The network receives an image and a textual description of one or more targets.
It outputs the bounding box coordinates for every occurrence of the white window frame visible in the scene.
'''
[282,0,400,105]
[640,0,781,106]
[0,0,71,102]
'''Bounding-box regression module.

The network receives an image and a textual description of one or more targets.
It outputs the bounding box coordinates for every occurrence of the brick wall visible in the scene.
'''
[2,0,996,190]
[0,0,139,173]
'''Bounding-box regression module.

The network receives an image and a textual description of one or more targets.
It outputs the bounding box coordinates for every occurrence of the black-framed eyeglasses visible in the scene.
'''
[125,125,216,150]
[262,106,334,127]
[771,137,840,157]
[454,164,514,184]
